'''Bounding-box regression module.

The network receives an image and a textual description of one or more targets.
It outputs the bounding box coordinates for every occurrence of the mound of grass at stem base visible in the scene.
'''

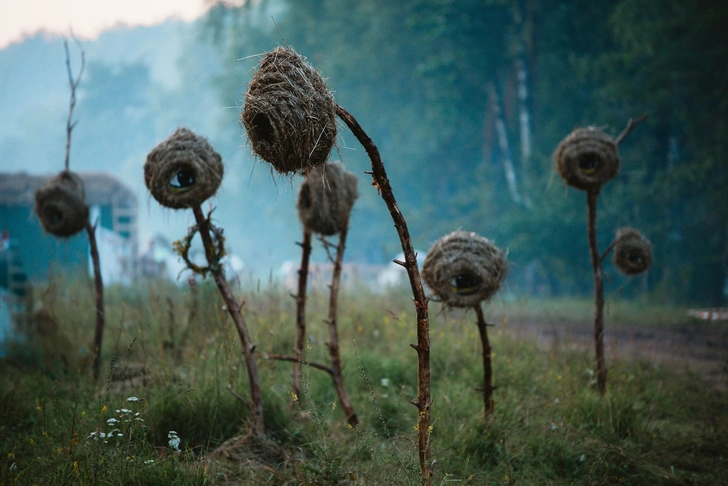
[1,275,726,484]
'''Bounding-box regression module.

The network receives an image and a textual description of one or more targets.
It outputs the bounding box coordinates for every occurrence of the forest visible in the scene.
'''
[203,0,728,304]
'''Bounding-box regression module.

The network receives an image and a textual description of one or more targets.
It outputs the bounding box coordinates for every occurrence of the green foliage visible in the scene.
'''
[204,0,728,304]
[2,277,727,484]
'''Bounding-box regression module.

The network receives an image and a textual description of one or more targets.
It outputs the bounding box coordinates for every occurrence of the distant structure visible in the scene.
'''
[0,172,138,284]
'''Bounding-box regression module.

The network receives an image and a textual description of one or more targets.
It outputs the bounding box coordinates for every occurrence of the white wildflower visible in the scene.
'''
[380,378,391,387]
[126,396,140,402]
[168,431,181,452]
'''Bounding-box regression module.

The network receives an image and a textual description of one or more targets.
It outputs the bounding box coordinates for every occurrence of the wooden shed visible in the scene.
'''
[0,172,138,284]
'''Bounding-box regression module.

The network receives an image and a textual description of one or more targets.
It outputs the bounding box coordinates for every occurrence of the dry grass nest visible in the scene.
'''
[421,231,508,308]
[297,160,358,235]
[554,127,619,191]
[34,170,89,237]
[613,227,653,276]
[144,127,224,209]
[242,46,337,175]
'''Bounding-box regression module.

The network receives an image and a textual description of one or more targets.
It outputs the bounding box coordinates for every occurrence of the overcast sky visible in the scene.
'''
[0,0,213,48]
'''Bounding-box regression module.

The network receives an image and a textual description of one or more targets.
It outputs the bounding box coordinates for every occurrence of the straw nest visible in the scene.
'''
[554,127,619,191]
[421,231,508,308]
[242,47,337,175]
[34,170,89,237]
[297,160,358,235]
[144,127,224,209]
[612,227,653,276]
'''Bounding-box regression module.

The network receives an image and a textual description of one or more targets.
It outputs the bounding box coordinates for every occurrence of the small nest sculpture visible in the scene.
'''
[242,46,337,175]
[297,160,358,235]
[612,227,653,275]
[554,127,619,191]
[144,127,224,209]
[34,170,89,237]
[421,231,508,308]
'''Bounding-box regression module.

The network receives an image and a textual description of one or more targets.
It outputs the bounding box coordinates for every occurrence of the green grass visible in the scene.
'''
[1,276,726,485]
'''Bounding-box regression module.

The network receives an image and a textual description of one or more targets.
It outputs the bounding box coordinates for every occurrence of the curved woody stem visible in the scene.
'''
[335,104,432,483]
[192,205,265,436]
[292,227,312,402]
[474,304,494,416]
[326,222,358,427]
[587,188,608,395]
[87,220,105,381]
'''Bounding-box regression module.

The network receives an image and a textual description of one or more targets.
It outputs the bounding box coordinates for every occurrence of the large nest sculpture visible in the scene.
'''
[297,160,358,235]
[421,231,508,308]
[554,127,620,191]
[144,127,224,209]
[34,170,89,237]
[612,227,653,276]
[242,47,337,175]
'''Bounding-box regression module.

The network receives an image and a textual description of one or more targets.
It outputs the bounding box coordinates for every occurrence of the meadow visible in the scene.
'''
[1,274,726,485]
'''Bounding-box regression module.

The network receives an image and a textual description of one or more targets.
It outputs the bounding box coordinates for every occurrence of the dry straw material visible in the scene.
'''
[297,160,358,235]
[421,231,508,308]
[554,127,619,191]
[144,127,224,209]
[612,227,653,275]
[242,47,337,175]
[34,170,89,237]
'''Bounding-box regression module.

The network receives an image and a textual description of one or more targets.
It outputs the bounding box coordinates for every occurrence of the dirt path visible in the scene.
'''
[504,315,728,379]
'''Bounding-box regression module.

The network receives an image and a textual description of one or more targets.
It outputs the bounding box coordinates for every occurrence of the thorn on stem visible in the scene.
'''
[393,259,406,267]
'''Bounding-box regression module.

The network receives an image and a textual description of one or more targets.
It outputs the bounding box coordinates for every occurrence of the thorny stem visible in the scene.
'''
[335,104,432,484]
[292,228,312,402]
[63,38,84,172]
[192,205,265,437]
[326,223,358,427]
[86,221,105,381]
[587,189,607,395]
[474,305,494,416]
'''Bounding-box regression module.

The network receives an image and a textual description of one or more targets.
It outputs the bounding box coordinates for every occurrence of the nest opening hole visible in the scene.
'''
[450,273,482,296]
[169,167,196,192]
[625,251,643,265]
[578,154,601,174]
[43,206,64,226]
[251,113,274,145]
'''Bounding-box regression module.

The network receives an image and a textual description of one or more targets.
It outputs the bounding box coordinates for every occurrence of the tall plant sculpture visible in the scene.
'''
[421,231,507,416]
[242,46,434,483]
[267,160,360,427]
[34,39,106,381]
[144,127,265,437]
[553,116,649,395]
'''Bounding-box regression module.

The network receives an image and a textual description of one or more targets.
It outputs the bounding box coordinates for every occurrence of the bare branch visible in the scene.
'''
[63,35,85,171]
[614,114,648,146]
[264,353,335,377]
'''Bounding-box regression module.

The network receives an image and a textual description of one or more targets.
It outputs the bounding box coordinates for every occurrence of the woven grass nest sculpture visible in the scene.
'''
[144,127,224,209]
[612,227,653,276]
[297,160,358,236]
[421,231,508,308]
[34,170,89,237]
[242,46,337,175]
[554,127,619,191]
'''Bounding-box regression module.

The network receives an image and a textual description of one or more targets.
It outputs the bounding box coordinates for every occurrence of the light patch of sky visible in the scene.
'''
[0,0,212,49]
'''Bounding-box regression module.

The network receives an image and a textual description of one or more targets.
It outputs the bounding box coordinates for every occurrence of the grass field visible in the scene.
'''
[1,275,726,485]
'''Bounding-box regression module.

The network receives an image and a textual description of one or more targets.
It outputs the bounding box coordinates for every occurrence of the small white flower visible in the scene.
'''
[168,431,181,452]
[135,417,144,422]
[144,459,155,464]
[126,397,140,402]
[551,422,558,431]
[107,418,119,425]
[134,412,140,416]
[380,378,391,387]
[120,408,132,414]
[580,454,586,462]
